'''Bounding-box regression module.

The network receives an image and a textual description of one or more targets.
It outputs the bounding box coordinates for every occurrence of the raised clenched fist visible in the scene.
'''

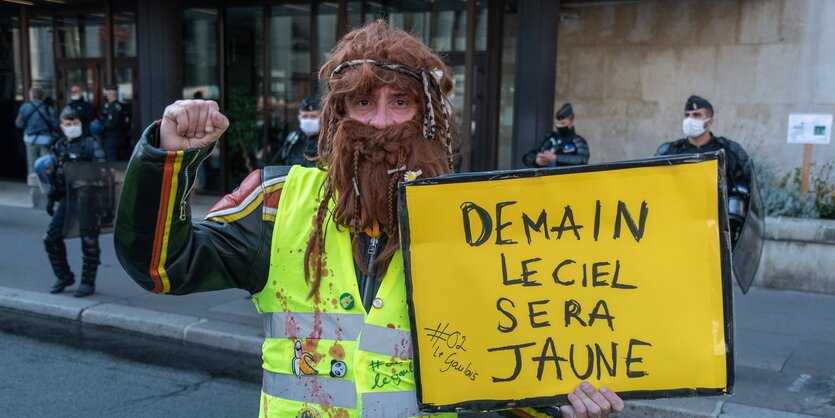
[160,100,229,151]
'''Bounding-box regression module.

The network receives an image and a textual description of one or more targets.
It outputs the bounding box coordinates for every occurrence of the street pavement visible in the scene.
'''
[0,179,833,417]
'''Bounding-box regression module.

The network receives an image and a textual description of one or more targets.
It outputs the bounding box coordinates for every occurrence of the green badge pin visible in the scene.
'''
[339,292,355,310]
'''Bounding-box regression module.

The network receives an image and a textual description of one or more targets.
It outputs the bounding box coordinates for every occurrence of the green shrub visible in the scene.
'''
[811,162,835,219]
[756,162,819,218]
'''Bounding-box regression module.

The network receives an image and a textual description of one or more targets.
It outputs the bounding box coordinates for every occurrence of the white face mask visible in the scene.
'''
[62,125,83,140]
[682,117,708,138]
[300,118,320,135]
[71,94,82,101]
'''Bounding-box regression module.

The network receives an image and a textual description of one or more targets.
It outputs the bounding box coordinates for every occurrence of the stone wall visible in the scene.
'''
[554,0,835,179]
[754,216,835,294]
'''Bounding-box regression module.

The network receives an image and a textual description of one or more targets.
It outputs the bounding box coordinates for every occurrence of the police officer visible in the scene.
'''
[100,84,132,161]
[44,111,106,297]
[62,85,96,137]
[275,95,320,166]
[655,95,754,243]
[523,102,590,168]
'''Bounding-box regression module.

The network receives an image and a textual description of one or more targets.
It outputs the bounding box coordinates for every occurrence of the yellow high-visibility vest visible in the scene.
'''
[253,166,453,418]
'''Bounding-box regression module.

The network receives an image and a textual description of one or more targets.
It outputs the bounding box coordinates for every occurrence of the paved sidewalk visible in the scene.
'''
[1,180,833,417]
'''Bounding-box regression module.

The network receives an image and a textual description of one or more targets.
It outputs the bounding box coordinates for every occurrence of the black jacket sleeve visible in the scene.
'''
[114,122,275,295]
[555,135,590,166]
[726,140,753,190]
[522,136,552,168]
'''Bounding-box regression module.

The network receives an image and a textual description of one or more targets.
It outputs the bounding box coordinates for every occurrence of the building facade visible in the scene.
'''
[5,0,825,192]
[554,0,835,179]
[1,0,565,193]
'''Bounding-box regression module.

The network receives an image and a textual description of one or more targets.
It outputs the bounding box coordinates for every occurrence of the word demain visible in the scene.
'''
[461,199,650,246]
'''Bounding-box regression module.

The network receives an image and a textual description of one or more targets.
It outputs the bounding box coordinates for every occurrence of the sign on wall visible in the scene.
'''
[787,114,832,144]
[399,153,734,412]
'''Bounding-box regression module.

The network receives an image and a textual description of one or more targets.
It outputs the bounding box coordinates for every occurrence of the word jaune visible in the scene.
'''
[487,337,652,382]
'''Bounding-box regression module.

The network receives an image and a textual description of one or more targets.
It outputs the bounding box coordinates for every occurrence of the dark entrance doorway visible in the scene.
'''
[56,58,139,154]
[56,60,103,114]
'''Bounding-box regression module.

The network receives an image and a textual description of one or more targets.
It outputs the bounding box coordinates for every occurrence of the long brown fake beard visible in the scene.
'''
[303,118,451,298]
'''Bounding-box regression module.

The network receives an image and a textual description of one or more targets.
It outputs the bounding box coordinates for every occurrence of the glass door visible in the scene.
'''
[55,61,102,116]
[114,62,138,140]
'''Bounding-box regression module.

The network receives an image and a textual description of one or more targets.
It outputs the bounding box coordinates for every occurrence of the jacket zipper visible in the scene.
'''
[360,236,379,312]
[179,142,217,220]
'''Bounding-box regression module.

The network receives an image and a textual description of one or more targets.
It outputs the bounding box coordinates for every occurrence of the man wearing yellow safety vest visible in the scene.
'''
[114,20,623,418]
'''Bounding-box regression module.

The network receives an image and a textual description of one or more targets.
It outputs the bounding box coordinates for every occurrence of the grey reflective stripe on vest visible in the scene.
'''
[262,369,358,408]
[358,324,413,359]
[263,312,364,340]
[361,390,420,418]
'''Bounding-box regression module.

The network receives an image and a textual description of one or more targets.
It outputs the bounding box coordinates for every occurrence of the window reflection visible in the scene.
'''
[114,67,133,103]
[183,8,219,99]
[346,0,363,29]
[318,1,339,98]
[113,11,137,58]
[359,0,481,53]
[55,14,104,59]
[268,4,313,165]
[318,2,338,66]
[0,14,22,101]
[497,0,518,170]
[29,15,55,99]
[183,8,221,192]
[225,7,264,190]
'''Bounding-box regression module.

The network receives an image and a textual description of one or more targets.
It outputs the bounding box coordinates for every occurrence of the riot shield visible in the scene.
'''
[62,162,127,239]
[732,172,765,294]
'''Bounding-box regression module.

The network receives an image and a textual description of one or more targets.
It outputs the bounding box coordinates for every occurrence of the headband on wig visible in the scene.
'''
[329,59,453,155]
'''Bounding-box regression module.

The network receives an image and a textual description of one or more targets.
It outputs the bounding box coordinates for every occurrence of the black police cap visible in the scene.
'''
[555,102,574,119]
[685,95,713,113]
[104,84,118,91]
[300,95,320,112]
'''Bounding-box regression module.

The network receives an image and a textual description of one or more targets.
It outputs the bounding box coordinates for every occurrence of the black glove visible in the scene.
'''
[46,196,55,216]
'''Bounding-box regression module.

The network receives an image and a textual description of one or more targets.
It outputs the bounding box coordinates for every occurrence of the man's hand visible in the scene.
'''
[560,382,624,418]
[160,100,229,151]
[535,150,557,167]
[46,197,55,217]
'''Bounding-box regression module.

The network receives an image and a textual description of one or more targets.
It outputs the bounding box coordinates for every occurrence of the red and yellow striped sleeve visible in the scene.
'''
[149,150,185,293]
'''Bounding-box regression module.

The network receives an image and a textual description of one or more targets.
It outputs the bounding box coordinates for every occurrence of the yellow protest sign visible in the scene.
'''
[399,154,734,412]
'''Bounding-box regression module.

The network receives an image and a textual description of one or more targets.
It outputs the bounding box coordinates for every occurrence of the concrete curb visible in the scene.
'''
[185,320,263,355]
[81,303,202,340]
[0,287,100,321]
[0,286,263,355]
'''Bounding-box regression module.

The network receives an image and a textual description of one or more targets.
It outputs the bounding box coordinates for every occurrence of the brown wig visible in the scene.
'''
[303,20,458,298]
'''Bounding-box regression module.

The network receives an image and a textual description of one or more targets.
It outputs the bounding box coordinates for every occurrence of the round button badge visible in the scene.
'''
[339,293,355,310]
